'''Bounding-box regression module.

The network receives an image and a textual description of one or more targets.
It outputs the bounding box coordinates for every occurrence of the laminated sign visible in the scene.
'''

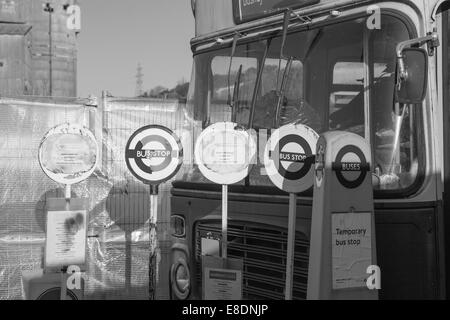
[195,122,256,185]
[202,256,243,300]
[45,209,87,268]
[332,212,372,289]
[38,123,99,185]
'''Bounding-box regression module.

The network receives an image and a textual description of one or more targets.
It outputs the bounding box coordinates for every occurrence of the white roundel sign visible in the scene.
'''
[125,125,183,185]
[195,122,257,185]
[264,123,319,193]
[38,123,99,185]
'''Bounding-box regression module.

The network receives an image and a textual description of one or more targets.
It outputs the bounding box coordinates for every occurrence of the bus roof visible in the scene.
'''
[192,0,445,39]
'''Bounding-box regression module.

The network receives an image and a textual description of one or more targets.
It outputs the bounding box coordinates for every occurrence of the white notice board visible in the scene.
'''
[202,255,243,300]
[45,210,87,268]
[332,212,372,289]
[204,267,243,300]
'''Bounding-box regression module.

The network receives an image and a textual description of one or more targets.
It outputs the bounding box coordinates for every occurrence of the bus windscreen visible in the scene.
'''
[233,0,320,24]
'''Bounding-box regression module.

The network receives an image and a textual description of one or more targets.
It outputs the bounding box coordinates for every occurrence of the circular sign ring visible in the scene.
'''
[264,123,319,194]
[333,145,369,189]
[38,123,99,185]
[194,122,257,186]
[125,125,183,185]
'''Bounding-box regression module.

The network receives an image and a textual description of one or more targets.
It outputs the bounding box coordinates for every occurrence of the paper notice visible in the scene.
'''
[332,212,372,289]
[45,210,87,268]
[204,268,242,300]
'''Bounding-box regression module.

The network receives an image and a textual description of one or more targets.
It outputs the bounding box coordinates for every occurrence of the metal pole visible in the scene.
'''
[60,267,67,300]
[222,185,228,258]
[49,8,52,96]
[65,184,71,210]
[44,3,54,96]
[285,193,297,300]
[61,184,71,300]
[149,184,159,300]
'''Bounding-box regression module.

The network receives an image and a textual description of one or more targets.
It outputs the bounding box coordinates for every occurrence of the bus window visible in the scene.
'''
[329,62,392,135]
[253,58,306,129]
[185,14,423,194]
[329,62,365,135]
[210,56,257,124]
[370,18,420,191]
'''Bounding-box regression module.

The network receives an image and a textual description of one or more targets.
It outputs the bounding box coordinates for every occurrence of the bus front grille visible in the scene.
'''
[195,221,310,300]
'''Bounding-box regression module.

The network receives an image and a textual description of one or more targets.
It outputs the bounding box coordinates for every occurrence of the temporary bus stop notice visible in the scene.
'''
[332,212,372,289]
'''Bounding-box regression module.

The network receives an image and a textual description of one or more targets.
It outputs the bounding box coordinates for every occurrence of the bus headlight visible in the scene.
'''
[171,215,186,238]
[171,258,190,300]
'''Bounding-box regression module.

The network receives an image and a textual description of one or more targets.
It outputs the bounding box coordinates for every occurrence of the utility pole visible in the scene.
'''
[135,63,144,97]
[44,2,54,96]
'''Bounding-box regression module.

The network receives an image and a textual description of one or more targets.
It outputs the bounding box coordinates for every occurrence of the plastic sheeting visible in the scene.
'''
[0,96,193,300]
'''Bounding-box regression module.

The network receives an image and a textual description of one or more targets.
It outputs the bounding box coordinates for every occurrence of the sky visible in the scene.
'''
[77,0,195,98]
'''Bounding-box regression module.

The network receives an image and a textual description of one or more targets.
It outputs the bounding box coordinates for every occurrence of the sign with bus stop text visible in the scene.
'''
[264,123,319,194]
[332,212,372,289]
[125,125,183,300]
[308,132,378,300]
[125,125,183,185]
[263,123,318,300]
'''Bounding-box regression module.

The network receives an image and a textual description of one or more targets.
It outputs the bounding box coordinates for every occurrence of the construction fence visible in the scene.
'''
[0,95,196,300]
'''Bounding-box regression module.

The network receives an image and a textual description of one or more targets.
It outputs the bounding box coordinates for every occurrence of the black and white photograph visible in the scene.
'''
[0,0,449,313]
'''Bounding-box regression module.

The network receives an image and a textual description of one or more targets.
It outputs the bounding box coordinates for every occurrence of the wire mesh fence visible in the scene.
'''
[100,96,195,300]
[0,95,194,300]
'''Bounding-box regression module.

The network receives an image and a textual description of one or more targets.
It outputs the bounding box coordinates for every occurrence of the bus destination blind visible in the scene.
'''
[233,0,320,24]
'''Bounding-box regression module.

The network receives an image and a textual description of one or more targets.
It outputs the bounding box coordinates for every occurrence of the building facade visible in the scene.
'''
[0,0,78,97]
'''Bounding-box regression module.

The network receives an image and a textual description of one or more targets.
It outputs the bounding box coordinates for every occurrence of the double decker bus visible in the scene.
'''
[169,0,450,300]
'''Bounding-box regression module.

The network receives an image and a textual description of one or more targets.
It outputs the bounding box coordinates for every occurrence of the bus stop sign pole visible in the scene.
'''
[149,184,159,300]
[125,125,183,300]
[222,185,228,258]
[263,123,319,300]
[285,193,297,300]
[308,131,378,300]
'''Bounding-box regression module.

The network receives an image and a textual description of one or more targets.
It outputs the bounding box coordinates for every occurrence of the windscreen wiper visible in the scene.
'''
[248,9,291,129]
[248,41,270,129]
[275,57,293,128]
[274,9,293,128]
[227,33,241,108]
[276,9,291,92]
[231,64,243,123]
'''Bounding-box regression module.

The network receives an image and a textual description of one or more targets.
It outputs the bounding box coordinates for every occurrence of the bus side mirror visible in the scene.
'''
[396,48,428,104]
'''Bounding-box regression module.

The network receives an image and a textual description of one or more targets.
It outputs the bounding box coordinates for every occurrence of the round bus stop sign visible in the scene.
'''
[125,125,183,185]
[194,122,257,185]
[38,123,99,185]
[264,123,319,193]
